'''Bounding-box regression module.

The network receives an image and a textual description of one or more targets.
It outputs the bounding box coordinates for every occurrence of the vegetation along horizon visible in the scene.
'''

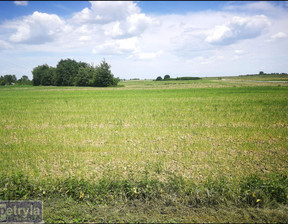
[1,60,288,222]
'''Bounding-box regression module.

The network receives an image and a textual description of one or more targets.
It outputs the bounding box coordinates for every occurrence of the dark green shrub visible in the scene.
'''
[155,76,162,81]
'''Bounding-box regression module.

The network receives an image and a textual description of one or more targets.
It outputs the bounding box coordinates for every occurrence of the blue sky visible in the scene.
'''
[0,1,288,79]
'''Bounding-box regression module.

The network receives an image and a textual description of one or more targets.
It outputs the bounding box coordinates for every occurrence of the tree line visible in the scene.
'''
[0,74,32,86]
[155,74,201,81]
[241,71,288,77]
[32,59,120,87]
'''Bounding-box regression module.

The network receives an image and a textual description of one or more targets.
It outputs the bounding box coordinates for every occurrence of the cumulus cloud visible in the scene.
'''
[121,13,157,37]
[1,1,158,57]
[14,1,28,6]
[71,1,158,38]
[72,1,140,24]
[205,15,271,45]
[102,13,157,38]
[6,11,69,44]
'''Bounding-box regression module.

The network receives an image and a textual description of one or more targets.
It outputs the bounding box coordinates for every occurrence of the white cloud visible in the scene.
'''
[78,35,92,42]
[205,25,232,44]
[104,22,124,37]
[123,13,158,37]
[234,49,246,55]
[102,13,158,38]
[272,32,287,39]
[14,1,28,6]
[205,15,271,45]
[6,11,69,44]
[233,50,246,61]
[130,50,163,60]
[71,1,140,24]
[267,32,287,42]
[92,37,140,55]
[71,1,158,38]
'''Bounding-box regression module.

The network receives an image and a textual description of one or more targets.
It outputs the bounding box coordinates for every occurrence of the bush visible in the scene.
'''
[164,75,170,80]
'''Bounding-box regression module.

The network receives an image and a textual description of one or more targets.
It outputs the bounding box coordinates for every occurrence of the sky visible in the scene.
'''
[0,1,288,80]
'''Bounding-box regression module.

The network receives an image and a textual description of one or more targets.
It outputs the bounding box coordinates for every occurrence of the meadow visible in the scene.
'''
[0,78,288,222]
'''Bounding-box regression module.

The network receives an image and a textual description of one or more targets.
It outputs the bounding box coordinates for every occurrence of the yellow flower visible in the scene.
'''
[252,192,256,197]
[256,199,261,203]
[79,191,84,199]
[43,191,46,195]
[133,187,137,194]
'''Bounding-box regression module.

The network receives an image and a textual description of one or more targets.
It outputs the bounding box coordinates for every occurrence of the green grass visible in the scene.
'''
[221,73,288,82]
[0,79,288,222]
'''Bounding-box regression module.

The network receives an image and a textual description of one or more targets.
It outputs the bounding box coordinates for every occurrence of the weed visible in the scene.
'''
[240,172,288,207]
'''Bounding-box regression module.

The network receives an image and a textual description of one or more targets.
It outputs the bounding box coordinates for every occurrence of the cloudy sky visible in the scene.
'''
[0,1,288,79]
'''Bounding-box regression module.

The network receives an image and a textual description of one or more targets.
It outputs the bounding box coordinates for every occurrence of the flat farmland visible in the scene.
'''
[1,79,288,222]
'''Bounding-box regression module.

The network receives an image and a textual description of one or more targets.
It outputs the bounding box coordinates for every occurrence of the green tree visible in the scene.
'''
[0,76,5,85]
[42,67,56,86]
[92,60,118,87]
[164,74,170,80]
[1,74,17,85]
[32,59,118,87]
[156,76,162,81]
[32,64,55,86]
[17,75,32,85]
[54,59,80,86]
[74,65,95,86]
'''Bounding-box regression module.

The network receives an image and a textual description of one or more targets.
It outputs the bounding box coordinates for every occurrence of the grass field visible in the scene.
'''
[1,78,288,222]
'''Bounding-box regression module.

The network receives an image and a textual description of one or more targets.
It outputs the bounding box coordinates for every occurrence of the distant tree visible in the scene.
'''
[92,60,118,87]
[77,61,88,68]
[42,67,56,86]
[32,64,55,86]
[74,65,95,86]
[113,77,120,86]
[156,76,162,81]
[0,76,5,85]
[32,59,119,87]
[19,75,29,82]
[54,59,80,86]
[0,74,17,85]
[164,74,170,80]
[17,75,32,85]
[32,65,47,86]
[259,71,265,75]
